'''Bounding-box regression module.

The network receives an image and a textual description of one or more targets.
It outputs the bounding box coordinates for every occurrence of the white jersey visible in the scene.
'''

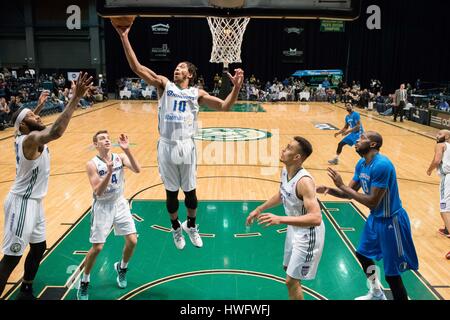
[10,135,50,200]
[91,153,124,201]
[158,81,200,141]
[280,167,317,232]
[439,142,450,175]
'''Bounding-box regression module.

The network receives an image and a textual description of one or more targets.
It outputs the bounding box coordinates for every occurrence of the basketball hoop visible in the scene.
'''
[207,16,250,69]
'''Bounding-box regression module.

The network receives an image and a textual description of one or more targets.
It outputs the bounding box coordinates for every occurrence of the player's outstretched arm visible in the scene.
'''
[246,191,282,225]
[260,177,322,228]
[24,72,92,150]
[118,133,141,173]
[112,19,168,91]
[198,69,244,111]
[327,167,386,210]
[298,178,322,226]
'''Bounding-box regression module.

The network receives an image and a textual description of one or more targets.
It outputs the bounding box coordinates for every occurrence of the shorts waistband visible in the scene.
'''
[159,136,193,145]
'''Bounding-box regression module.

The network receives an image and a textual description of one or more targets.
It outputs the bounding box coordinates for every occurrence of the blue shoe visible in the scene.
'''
[77,281,89,300]
[114,262,128,289]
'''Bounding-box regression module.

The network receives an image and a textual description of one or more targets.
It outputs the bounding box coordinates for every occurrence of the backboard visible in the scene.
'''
[97,0,361,20]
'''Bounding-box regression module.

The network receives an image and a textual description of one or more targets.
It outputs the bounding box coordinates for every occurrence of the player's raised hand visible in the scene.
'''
[118,133,129,150]
[334,132,340,138]
[327,167,345,188]
[226,68,244,89]
[72,72,93,98]
[37,90,50,106]
[257,213,281,227]
[111,17,135,38]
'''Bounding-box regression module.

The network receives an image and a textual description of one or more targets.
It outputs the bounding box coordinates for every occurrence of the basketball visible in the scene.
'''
[110,16,135,28]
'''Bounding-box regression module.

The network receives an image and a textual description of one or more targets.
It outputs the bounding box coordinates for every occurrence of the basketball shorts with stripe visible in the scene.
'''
[283,221,325,280]
[356,209,419,276]
[89,197,136,244]
[2,193,46,256]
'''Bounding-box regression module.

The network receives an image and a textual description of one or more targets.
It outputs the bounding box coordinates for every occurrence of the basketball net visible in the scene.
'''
[207,16,250,69]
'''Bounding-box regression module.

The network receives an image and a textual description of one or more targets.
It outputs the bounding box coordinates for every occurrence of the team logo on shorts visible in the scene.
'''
[194,127,272,141]
[440,202,446,210]
[10,243,21,253]
[301,265,310,276]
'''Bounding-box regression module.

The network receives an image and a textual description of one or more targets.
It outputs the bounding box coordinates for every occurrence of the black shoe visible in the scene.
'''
[16,290,37,300]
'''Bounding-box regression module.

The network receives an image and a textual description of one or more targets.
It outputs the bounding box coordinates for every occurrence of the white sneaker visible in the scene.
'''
[181,221,203,248]
[171,223,186,250]
[355,290,387,300]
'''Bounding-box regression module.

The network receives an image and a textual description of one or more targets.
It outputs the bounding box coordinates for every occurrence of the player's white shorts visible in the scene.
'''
[90,197,136,244]
[2,193,46,256]
[439,174,450,212]
[157,137,197,192]
[283,221,325,280]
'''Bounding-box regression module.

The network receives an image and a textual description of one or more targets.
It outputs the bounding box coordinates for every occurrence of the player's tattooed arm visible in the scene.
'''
[24,72,92,150]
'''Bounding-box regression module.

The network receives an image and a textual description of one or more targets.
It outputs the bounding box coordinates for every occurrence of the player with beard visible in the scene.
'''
[0,72,93,300]
[317,131,418,300]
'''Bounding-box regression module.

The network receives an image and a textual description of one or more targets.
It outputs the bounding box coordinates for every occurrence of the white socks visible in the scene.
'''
[369,277,383,295]
[120,260,128,269]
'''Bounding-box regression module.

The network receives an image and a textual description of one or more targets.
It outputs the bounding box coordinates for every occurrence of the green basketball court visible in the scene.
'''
[5,200,441,300]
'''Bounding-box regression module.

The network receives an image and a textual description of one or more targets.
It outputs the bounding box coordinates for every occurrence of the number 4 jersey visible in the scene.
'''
[158,81,200,141]
[91,154,124,201]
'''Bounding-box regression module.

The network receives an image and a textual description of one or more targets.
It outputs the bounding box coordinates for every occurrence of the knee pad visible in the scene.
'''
[166,190,179,214]
[184,189,198,210]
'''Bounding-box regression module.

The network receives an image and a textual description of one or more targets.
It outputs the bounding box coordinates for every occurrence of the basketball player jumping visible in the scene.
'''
[0,72,93,300]
[318,131,419,300]
[246,137,325,300]
[112,18,244,250]
[77,131,141,300]
[328,103,363,165]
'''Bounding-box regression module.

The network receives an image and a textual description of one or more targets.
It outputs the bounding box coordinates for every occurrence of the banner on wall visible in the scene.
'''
[320,20,345,32]
[281,25,305,64]
[149,22,171,61]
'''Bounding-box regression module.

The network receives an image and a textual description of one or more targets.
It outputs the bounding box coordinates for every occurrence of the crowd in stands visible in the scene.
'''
[114,72,449,119]
[236,76,339,103]
[0,67,106,130]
